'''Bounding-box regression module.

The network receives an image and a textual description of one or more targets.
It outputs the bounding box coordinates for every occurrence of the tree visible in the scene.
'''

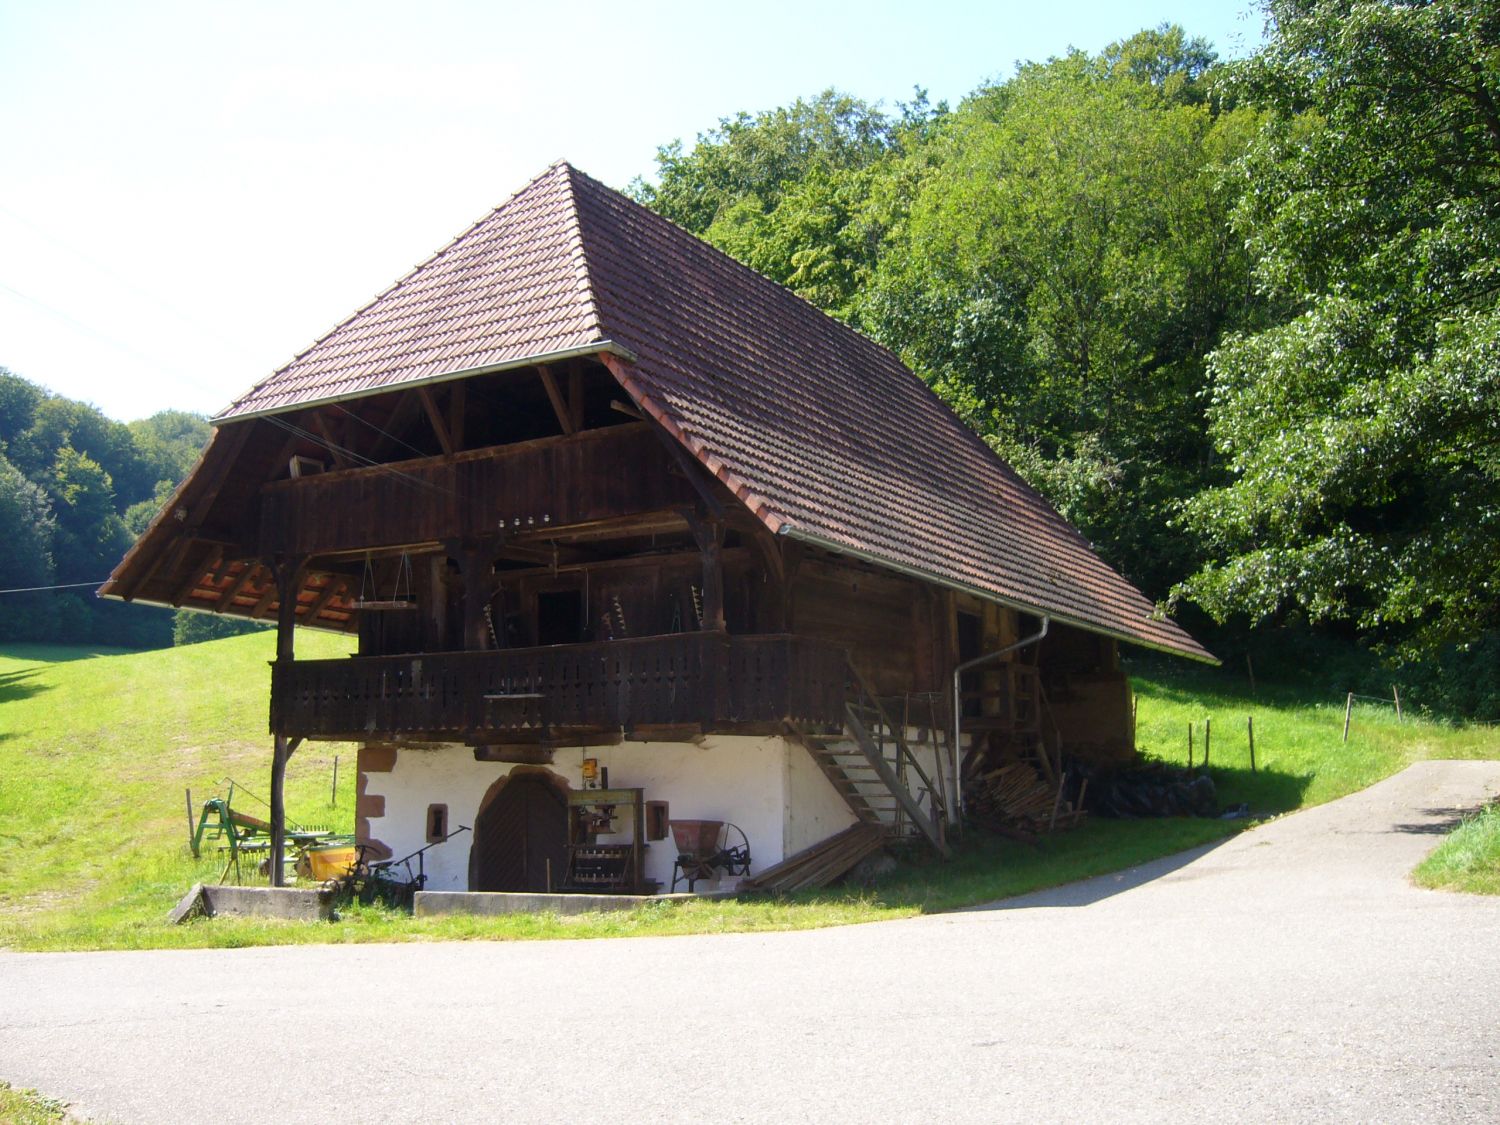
[630,90,944,319]
[864,39,1259,594]
[0,454,57,640]
[630,90,904,234]
[1177,0,1500,654]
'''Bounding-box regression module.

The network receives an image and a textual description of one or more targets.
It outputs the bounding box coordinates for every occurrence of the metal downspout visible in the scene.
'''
[949,616,1050,829]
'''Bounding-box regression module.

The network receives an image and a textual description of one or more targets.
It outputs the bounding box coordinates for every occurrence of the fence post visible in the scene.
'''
[1248,716,1256,773]
[1188,722,1194,771]
[1343,692,1354,743]
[1204,717,1211,769]
[1392,684,1402,723]
[331,754,339,807]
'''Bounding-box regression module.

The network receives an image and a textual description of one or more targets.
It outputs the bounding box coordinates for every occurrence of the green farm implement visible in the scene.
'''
[189,782,351,884]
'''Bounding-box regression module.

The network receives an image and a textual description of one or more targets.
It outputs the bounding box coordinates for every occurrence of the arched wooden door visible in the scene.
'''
[471,774,568,892]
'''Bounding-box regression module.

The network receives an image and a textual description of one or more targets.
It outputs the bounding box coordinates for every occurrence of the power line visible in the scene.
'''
[0,579,110,594]
[0,278,212,391]
[0,201,261,364]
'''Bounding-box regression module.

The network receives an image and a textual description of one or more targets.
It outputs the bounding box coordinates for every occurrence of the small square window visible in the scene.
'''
[646,800,669,841]
[426,804,449,843]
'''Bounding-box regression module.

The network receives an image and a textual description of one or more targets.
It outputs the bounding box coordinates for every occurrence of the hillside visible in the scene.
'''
[0,631,354,948]
[0,635,1493,951]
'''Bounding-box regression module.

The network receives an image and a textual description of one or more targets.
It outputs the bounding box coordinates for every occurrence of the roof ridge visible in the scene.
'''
[556,164,604,341]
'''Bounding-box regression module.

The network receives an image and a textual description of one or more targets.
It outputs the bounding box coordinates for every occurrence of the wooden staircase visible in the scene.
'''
[790,663,951,858]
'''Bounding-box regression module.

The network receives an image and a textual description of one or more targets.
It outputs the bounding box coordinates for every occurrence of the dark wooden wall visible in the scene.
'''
[259,423,694,557]
[788,556,943,696]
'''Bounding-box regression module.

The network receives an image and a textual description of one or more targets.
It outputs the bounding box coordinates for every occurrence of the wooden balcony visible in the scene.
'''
[270,632,847,742]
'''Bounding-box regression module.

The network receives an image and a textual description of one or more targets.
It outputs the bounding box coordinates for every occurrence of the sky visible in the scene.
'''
[0,0,1265,423]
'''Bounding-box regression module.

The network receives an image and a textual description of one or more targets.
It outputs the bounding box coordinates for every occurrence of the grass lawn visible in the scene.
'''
[1,635,1495,952]
[1413,800,1500,895]
[0,1081,66,1124]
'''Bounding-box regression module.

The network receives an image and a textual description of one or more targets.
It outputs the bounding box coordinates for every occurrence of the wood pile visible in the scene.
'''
[738,823,886,894]
[1067,760,1217,818]
[964,756,1084,840]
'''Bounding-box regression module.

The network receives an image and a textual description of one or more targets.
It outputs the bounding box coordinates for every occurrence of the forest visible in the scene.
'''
[1,0,1495,714]
[0,372,259,648]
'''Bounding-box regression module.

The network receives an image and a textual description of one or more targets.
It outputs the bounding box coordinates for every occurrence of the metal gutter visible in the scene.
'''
[211,340,640,425]
[779,526,1218,665]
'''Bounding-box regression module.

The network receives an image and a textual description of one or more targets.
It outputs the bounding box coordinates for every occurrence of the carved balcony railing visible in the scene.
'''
[271,632,847,741]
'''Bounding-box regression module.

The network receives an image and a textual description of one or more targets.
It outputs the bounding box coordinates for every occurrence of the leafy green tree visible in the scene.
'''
[46,445,131,586]
[632,90,943,318]
[172,610,268,645]
[1177,0,1500,654]
[0,454,57,640]
[866,39,1259,593]
[128,411,211,488]
[631,90,904,234]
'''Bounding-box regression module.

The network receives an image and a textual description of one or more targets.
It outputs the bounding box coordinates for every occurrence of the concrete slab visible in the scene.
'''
[195,884,337,922]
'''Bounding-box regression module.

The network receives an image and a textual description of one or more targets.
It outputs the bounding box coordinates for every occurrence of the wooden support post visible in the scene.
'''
[311,412,349,468]
[269,557,302,887]
[1343,692,1354,743]
[1204,717,1211,769]
[567,366,585,434]
[270,734,292,887]
[447,380,466,453]
[186,787,195,852]
[331,755,339,807]
[749,528,787,632]
[1187,722,1194,771]
[418,387,454,456]
[1392,684,1402,722]
[537,365,575,436]
[1248,715,1256,773]
[449,537,502,651]
[691,517,725,631]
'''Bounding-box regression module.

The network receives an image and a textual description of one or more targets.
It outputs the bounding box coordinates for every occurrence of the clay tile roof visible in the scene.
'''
[217,163,1213,662]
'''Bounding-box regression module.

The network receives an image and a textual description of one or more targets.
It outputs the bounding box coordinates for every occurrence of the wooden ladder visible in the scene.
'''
[959,661,1061,785]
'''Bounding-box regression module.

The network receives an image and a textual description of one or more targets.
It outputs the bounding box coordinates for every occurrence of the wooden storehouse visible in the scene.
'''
[103,162,1212,895]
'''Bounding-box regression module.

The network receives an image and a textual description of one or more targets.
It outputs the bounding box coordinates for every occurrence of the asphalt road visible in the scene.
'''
[3,760,1498,1124]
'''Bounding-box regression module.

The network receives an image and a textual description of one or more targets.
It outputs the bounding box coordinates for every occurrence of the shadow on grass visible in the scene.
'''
[1392,806,1475,836]
[770,816,1249,918]
[964,834,1231,910]
[0,668,50,708]
[1204,765,1313,814]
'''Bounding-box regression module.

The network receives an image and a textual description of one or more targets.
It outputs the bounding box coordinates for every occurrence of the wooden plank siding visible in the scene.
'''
[258,423,694,557]
[789,557,937,696]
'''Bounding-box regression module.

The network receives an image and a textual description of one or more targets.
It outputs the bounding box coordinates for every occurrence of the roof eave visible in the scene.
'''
[211,340,640,425]
[779,525,1219,666]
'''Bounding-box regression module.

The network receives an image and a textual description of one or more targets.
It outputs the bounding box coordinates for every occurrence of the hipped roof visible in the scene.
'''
[214,162,1212,662]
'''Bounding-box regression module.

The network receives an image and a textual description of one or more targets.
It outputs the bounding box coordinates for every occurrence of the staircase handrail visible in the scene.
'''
[845,660,945,823]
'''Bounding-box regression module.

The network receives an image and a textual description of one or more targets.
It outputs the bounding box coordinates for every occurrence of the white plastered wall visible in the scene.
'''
[361,735,861,893]
[784,740,860,856]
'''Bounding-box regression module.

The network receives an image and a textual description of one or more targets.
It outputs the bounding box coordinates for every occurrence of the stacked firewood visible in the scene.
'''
[964,755,1084,840]
[739,823,886,894]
